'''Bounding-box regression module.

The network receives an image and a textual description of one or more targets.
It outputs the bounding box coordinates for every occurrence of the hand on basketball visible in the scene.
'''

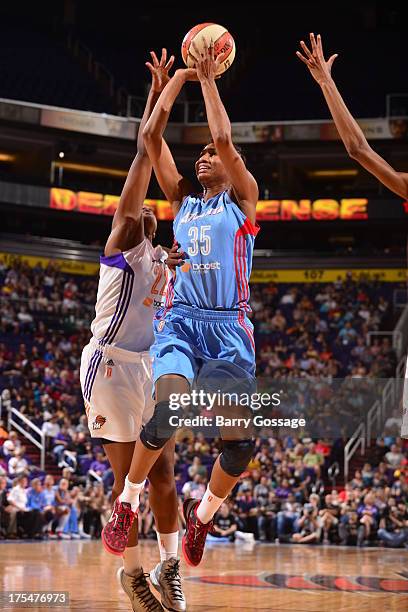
[296,33,338,85]
[192,38,224,83]
[145,48,175,93]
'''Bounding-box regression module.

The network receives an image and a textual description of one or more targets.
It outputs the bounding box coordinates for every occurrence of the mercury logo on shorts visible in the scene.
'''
[92,415,107,430]
[158,320,165,332]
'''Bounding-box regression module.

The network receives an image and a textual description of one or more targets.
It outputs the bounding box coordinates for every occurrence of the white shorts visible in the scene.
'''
[80,337,155,443]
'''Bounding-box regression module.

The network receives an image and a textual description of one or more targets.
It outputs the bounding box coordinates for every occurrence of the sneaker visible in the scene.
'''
[79,530,91,540]
[181,498,213,567]
[150,558,186,612]
[57,532,71,540]
[71,533,81,540]
[47,532,58,540]
[102,498,136,556]
[117,567,163,611]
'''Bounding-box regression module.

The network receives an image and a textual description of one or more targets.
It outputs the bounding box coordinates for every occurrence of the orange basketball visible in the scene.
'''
[181,23,236,76]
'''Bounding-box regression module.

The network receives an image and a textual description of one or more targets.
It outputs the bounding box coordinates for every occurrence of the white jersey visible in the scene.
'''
[91,239,168,352]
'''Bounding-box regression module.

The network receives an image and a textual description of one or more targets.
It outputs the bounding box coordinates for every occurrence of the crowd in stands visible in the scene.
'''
[0,259,406,546]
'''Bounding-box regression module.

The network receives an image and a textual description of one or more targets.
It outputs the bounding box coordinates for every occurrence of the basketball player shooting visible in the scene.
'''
[101,39,260,567]
[296,33,408,439]
[80,49,186,612]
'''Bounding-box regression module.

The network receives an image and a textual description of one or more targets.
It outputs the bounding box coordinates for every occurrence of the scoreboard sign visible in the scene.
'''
[49,188,408,222]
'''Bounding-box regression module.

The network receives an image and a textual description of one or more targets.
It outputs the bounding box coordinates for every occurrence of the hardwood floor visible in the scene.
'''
[0,539,407,611]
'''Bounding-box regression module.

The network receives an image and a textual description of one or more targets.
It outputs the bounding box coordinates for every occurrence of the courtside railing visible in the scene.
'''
[344,353,406,479]
[6,404,45,472]
[344,423,366,481]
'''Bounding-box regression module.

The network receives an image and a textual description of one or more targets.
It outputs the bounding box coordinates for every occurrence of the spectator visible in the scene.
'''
[0,475,12,537]
[7,475,43,538]
[8,447,30,477]
[303,443,324,478]
[319,493,340,544]
[291,505,320,544]
[89,451,109,479]
[357,493,380,546]
[212,502,238,541]
[377,501,408,548]
[42,415,60,451]
[54,478,73,539]
[385,444,404,469]
[2,431,21,458]
[276,496,301,541]
[81,482,108,538]
[181,474,206,501]
[187,456,208,480]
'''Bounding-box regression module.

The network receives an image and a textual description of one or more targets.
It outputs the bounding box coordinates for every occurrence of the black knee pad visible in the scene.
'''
[220,439,255,477]
[140,401,181,450]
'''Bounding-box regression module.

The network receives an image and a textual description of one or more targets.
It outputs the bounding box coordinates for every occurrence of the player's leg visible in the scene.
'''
[102,330,194,554]
[113,374,189,515]
[148,439,186,612]
[182,428,255,567]
[104,440,163,612]
[182,313,256,566]
[103,334,194,557]
[103,312,196,557]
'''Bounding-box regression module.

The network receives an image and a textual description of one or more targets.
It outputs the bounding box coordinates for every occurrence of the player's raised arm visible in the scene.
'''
[143,68,195,214]
[297,33,408,200]
[104,49,174,256]
[192,39,258,224]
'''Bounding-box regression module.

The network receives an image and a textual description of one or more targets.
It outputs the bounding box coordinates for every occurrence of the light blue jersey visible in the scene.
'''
[164,190,259,312]
[151,191,260,385]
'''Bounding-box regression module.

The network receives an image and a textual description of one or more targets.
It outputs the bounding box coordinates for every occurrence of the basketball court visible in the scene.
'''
[1,541,407,611]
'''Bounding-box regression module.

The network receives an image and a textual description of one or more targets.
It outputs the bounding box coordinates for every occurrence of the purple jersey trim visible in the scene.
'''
[100,252,130,271]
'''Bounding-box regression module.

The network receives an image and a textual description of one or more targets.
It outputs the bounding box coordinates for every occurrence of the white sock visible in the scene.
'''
[119,476,145,512]
[123,545,142,576]
[157,531,179,562]
[196,486,226,524]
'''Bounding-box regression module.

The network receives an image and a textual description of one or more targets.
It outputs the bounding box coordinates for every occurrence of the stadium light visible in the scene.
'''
[307,169,359,178]
[0,153,16,162]
[54,161,128,178]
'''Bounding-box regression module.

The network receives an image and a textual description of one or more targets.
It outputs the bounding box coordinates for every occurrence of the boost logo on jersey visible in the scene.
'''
[182,261,221,273]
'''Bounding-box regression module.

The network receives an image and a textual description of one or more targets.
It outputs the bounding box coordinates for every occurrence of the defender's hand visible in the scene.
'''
[146,48,175,93]
[296,33,338,85]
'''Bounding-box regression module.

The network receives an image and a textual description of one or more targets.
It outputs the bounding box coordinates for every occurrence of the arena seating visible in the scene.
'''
[0,256,406,544]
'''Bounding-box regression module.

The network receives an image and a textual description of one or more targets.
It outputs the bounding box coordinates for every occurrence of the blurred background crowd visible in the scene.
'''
[0,259,406,546]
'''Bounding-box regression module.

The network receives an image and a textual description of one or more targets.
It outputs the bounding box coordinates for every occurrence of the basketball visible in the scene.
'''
[181,23,236,76]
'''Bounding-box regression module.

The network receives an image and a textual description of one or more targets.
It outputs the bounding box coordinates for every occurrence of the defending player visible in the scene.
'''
[296,33,408,439]
[101,40,259,567]
[80,50,186,612]
[296,33,408,201]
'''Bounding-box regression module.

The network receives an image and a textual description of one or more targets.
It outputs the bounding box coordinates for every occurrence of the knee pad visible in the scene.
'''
[220,439,255,477]
[140,401,181,450]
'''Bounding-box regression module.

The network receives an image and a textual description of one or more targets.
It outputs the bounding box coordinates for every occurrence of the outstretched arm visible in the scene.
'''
[193,39,258,224]
[143,69,195,214]
[297,33,408,199]
[105,49,174,256]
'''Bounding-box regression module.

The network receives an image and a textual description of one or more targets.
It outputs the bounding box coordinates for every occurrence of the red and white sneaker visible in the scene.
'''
[181,499,213,567]
[101,498,136,556]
